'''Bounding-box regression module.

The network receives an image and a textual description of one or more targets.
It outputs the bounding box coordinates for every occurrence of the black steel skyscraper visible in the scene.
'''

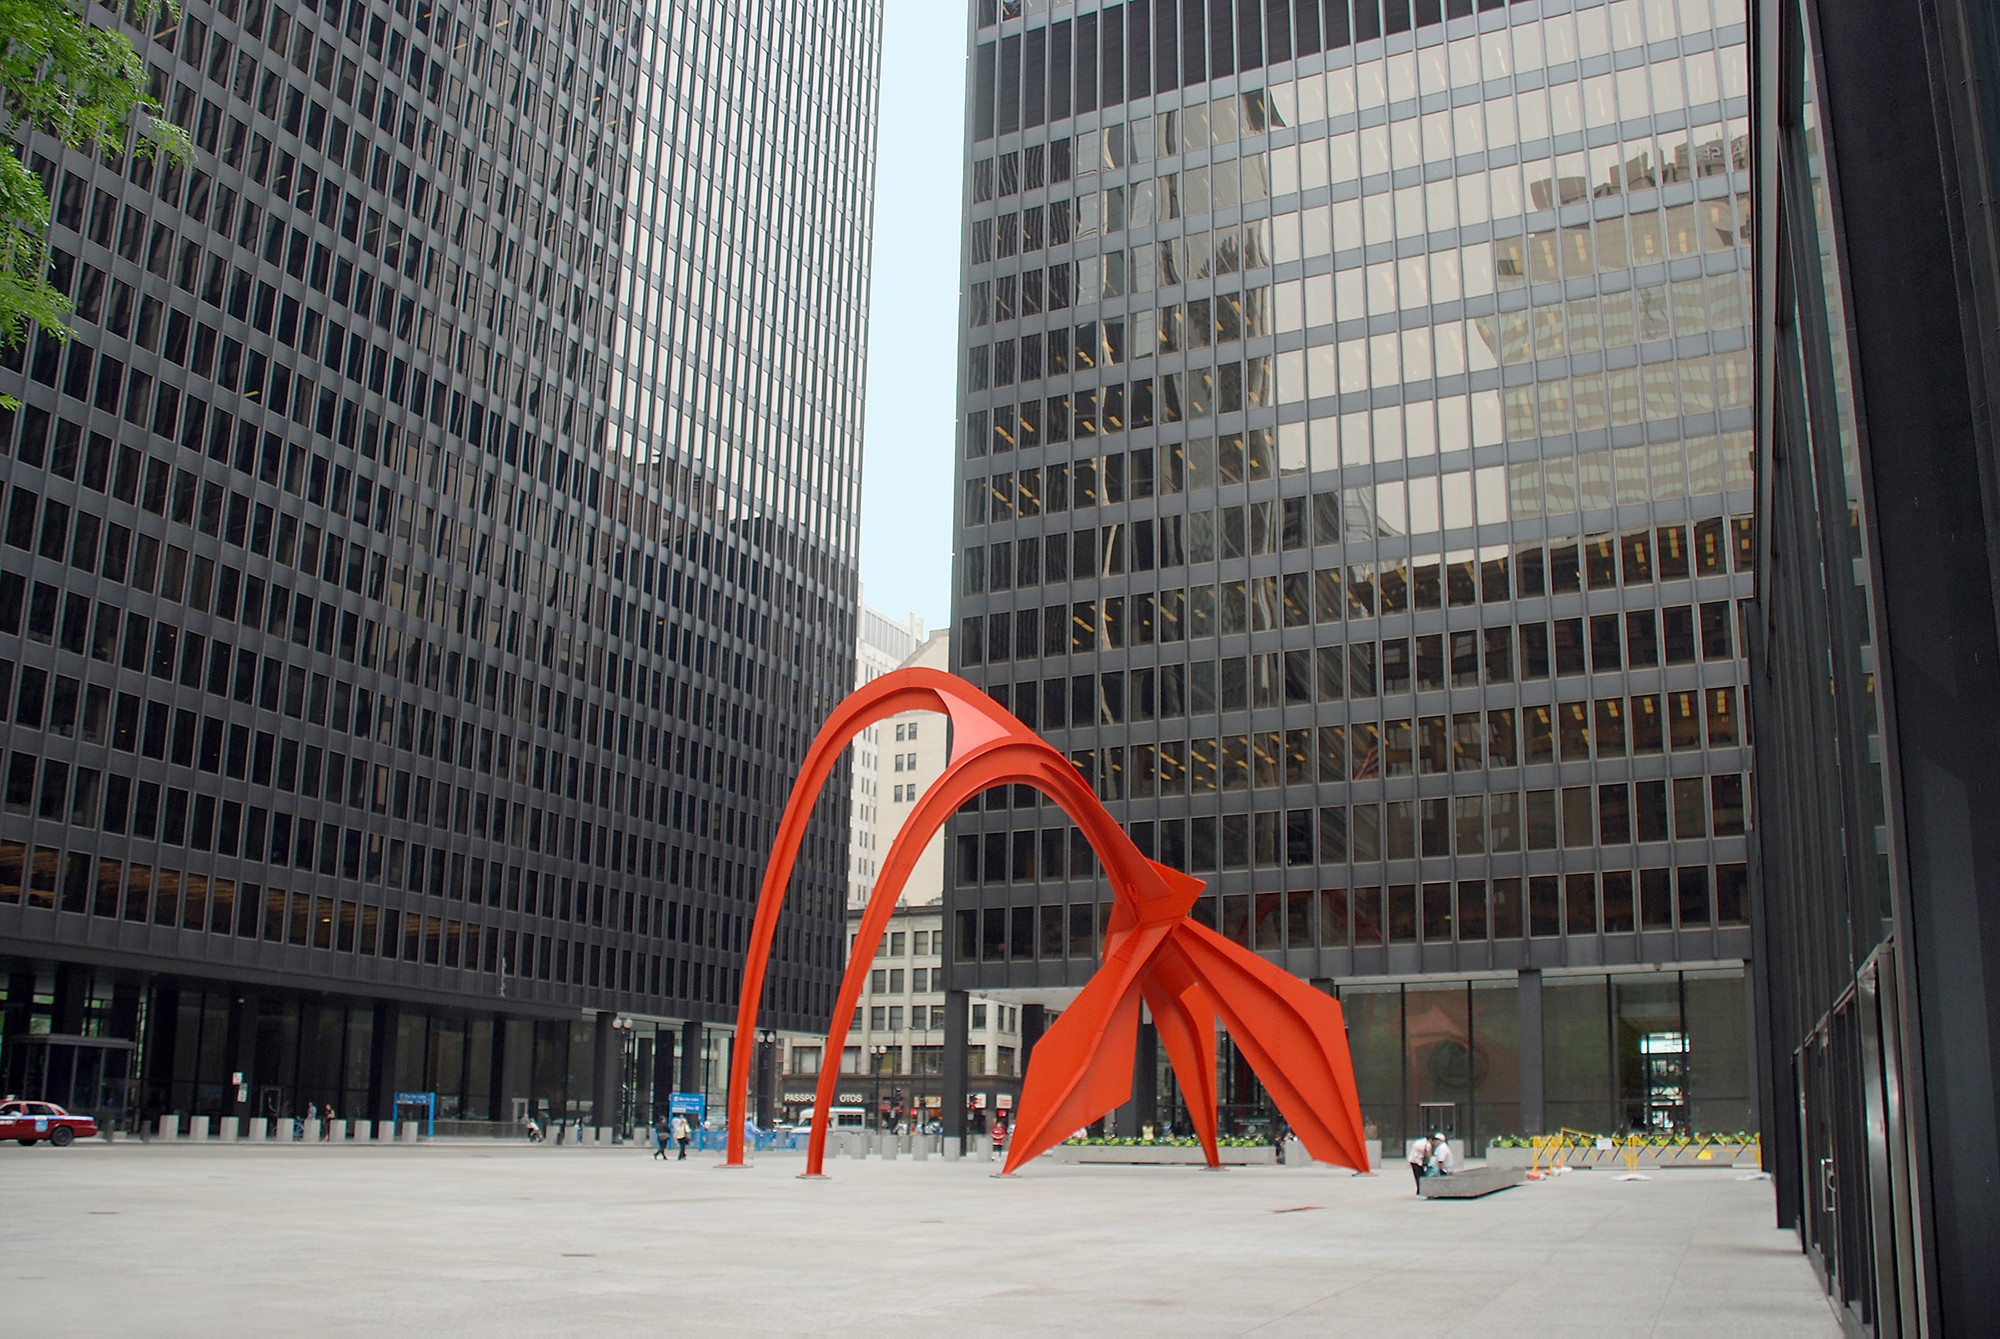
[0,0,881,1129]
[946,0,1755,1153]
[1752,0,2000,1326]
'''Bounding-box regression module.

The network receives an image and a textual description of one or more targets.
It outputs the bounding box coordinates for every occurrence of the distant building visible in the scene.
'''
[873,630,952,908]
[847,599,926,913]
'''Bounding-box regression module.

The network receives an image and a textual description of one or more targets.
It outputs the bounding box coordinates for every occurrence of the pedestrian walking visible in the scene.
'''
[1407,1132,1432,1196]
[652,1114,670,1160]
[321,1103,337,1141]
[990,1120,1007,1162]
[671,1113,691,1160]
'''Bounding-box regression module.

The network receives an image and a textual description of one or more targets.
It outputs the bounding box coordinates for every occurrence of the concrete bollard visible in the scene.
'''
[217,1116,239,1141]
[156,1115,178,1140]
[850,1134,867,1160]
[942,1137,963,1160]
[189,1116,211,1140]
[912,1139,929,1162]
[354,1120,373,1141]
[398,1121,419,1143]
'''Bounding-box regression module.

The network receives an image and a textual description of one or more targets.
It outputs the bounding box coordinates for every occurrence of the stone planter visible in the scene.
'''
[1047,1144,1277,1166]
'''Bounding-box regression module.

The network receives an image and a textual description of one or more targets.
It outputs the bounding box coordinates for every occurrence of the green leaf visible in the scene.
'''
[0,0,191,345]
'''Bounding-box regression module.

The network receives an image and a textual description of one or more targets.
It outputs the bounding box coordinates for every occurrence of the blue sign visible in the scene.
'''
[393,1090,437,1138]
[668,1092,705,1120]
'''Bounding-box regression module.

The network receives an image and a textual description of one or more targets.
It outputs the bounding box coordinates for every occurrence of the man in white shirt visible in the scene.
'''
[1408,1134,1432,1195]
[1431,1133,1455,1176]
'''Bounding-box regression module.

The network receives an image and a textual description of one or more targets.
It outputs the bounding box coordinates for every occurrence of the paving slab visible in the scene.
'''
[0,1145,1835,1335]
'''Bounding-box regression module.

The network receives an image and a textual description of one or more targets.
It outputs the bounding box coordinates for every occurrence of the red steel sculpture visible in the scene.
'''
[725,667,1370,1177]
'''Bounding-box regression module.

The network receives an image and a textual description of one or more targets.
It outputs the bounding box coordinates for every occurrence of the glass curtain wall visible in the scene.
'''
[951,0,1756,1146]
[0,0,878,1127]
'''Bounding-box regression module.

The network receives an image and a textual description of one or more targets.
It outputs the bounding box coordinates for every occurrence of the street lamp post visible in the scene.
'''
[610,1016,635,1142]
[755,1027,777,1129]
[911,1015,933,1130]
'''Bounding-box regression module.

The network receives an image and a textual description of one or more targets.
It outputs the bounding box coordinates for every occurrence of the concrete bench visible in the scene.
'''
[1421,1166,1528,1199]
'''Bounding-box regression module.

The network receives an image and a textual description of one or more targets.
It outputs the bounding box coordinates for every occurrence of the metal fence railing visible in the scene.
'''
[1527,1128,1763,1176]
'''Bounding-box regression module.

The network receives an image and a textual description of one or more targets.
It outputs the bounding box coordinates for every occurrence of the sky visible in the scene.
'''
[856,0,966,636]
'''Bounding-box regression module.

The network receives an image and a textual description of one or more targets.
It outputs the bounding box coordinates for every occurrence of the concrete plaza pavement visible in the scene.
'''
[0,1143,1835,1335]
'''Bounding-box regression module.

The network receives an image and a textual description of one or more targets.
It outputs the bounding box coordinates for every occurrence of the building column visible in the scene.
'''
[229,992,259,1124]
[1021,1002,1047,1063]
[108,980,142,1043]
[1113,1019,1159,1136]
[677,1020,702,1097]
[592,1011,617,1129]
[51,963,88,1034]
[1518,968,1545,1135]
[3,968,36,1042]
[754,1033,776,1129]
[369,1002,401,1123]
[942,988,970,1139]
[495,1018,522,1122]
[653,1027,676,1112]
[142,980,180,1121]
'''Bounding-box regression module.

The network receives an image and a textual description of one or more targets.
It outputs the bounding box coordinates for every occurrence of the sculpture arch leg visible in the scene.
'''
[1140,979,1221,1168]
[727,668,1018,1167]
[801,738,1169,1175]
[1163,924,1371,1170]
